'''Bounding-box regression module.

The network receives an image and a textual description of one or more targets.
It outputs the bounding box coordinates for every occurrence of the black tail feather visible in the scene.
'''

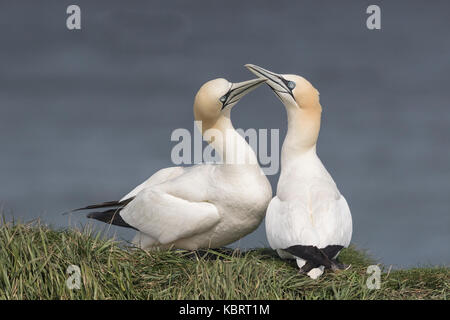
[87,208,138,230]
[321,245,344,260]
[64,197,137,230]
[299,260,318,273]
[284,245,333,268]
[70,197,135,212]
[284,244,346,272]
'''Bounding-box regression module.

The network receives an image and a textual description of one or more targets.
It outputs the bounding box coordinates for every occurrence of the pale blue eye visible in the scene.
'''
[287,81,296,90]
[220,96,227,102]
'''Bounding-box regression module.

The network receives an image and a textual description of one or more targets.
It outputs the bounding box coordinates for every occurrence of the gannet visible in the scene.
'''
[246,64,352,279]
[71,77,272,250]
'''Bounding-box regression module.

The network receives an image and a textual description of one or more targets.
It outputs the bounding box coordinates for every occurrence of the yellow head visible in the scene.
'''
[193,77,266,133]
[245,64,321,114]
[245,64,322,149]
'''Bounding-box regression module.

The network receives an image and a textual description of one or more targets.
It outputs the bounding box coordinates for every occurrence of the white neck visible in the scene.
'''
[205,110,259,170]
[281,106,321,169]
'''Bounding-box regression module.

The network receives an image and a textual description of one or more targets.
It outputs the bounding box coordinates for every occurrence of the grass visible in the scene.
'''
[0,220,448,300]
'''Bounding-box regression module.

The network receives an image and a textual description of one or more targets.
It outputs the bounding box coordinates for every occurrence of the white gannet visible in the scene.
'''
[246,64,352,279]
[71,77,272,250]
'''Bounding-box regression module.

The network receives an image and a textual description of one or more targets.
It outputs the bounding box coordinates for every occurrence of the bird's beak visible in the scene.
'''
[245,64,295,101]
[221,78,267,109]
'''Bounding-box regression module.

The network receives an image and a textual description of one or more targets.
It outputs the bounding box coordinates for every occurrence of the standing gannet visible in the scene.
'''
[246,64,352,279]
[70,77,272,250]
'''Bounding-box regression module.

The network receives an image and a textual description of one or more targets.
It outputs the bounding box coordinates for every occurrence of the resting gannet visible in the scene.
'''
[246,64,352,279]
[71,77,272,250]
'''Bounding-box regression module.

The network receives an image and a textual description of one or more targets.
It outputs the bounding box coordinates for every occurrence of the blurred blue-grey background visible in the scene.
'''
[0,0,449,268]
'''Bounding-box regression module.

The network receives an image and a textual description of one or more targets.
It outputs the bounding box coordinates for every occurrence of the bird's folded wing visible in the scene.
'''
[120,189,220,244]
[120,167,186,202]
[266,196,320,249]
[267,188,352,249]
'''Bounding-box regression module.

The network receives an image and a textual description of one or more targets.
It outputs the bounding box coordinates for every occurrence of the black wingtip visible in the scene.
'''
[62,198,135,216]
[87,209,138,230]
[284,244,346,270]
[284,245,333,268]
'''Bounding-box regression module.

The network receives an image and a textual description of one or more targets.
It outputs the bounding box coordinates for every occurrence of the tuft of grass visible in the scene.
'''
[0,220,448,300]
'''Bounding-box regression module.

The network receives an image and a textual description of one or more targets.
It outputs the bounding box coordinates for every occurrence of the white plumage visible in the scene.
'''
[246,64,352,279]
[122,159,271,250]
[76,77,272,251]
[266,152,352,250]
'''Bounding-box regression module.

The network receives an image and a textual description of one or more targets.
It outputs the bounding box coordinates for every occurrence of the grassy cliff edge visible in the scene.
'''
[0,221,448,300]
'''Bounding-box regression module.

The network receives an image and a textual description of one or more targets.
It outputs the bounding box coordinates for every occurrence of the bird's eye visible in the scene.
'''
[287,81,296,90]
[220,95,227,103]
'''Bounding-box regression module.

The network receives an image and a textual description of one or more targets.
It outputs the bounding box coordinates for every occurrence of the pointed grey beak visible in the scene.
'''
[221,77,267,109]
[245,64,295,100]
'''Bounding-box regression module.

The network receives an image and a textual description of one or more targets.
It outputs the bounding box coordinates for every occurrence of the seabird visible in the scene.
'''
[246,64,352,279]
[70,77,273,250]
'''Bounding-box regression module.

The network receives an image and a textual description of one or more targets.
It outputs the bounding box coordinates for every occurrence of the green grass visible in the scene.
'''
[0,220,448,300]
